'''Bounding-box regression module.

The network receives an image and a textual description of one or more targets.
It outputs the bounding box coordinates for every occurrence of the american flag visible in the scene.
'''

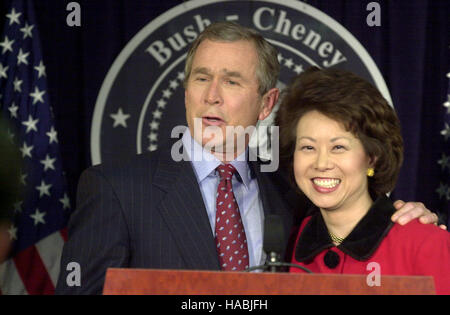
[438,64,450,227]
[0,0,70,294]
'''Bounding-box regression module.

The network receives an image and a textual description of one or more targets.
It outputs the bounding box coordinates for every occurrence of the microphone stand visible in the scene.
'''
[245,252,313,273]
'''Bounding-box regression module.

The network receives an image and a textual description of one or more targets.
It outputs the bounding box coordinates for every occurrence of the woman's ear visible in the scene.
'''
[369,155,378,168]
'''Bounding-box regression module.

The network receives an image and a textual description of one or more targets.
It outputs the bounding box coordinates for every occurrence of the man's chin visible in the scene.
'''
[203,139,241,159]
[202,139,228,153]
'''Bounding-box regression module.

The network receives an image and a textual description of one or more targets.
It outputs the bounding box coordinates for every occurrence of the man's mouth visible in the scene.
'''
[202,115,225,126]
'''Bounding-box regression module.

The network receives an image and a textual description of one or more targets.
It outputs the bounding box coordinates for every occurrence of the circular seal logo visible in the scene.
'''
[92,0,392,165]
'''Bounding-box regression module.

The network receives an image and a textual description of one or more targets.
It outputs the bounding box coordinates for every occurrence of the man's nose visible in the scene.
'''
[205,79,222,105]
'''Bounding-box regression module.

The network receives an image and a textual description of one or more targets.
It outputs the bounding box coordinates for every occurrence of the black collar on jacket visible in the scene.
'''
[294,195,396,262]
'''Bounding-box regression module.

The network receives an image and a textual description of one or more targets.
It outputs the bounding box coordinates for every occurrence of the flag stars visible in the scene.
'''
[0,36,14,54]
[5,128,14,142]
[13,200,23,213]
[8,102,19,118]
[30,209,46,226]
[17,48,30,66]
[437,153,450,171]
[40,154,56,171]
[13,76,23,92]
[20,173,27,185]
[36,180,52,198]
[436,183,450,200]
[20,22,34,39]
[444,94,450,106]
[440,123,450,141]
[6,8,21,26]
[0,62,8,79]
[29,86,45,104]
[59,193,71,210]
[444,95,450,114]
[8,224,18,241]
[34,60,46,78]
[22,114,39,133]
[110,107,130,128]
[46,126,58,143]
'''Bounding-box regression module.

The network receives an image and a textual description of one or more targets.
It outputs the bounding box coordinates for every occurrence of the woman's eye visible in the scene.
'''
[333,145,346,151]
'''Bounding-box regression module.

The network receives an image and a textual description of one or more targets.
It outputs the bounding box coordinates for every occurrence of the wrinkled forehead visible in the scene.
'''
[191,39,259,78]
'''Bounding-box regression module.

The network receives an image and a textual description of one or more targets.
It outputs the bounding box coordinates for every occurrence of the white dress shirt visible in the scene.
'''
[181,128,266,267]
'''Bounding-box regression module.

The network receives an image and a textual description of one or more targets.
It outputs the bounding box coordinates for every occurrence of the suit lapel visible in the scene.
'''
[153,145,220,270]
[151,141,296,269]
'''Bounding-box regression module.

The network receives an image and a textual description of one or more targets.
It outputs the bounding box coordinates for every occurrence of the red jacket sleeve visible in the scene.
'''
[408,222,450,295]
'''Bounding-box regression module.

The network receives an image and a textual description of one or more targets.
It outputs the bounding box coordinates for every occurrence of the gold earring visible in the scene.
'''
[367,168,375,177]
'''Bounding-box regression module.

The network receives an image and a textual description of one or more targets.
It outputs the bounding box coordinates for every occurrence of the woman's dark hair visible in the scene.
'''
[275,67,403,197]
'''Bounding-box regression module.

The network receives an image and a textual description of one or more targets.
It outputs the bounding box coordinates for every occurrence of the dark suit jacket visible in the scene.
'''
[55,139,307,294]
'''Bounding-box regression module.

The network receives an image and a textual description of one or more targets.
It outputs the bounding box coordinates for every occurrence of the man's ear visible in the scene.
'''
[258,87,279,121]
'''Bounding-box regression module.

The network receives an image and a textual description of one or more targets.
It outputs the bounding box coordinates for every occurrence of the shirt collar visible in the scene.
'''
[294,195,396,262]
[181,128,252,189]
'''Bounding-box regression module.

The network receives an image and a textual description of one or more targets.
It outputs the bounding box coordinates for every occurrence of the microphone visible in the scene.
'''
[245,214,313,273]
[264,214,285,272]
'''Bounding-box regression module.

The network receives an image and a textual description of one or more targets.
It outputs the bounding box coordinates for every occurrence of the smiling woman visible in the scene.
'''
[275,67,450,294]
[294,110,374,223]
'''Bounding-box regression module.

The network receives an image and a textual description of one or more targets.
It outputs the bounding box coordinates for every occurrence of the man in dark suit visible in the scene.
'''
[55,22,438,294]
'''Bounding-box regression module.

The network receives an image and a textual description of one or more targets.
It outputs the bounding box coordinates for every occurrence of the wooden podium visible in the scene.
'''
[102,268,436,295]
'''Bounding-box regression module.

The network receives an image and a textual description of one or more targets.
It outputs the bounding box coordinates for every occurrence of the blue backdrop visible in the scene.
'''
[1,0,449,225]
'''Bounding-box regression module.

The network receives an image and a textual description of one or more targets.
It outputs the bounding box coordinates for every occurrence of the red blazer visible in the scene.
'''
[290,196,450,294]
